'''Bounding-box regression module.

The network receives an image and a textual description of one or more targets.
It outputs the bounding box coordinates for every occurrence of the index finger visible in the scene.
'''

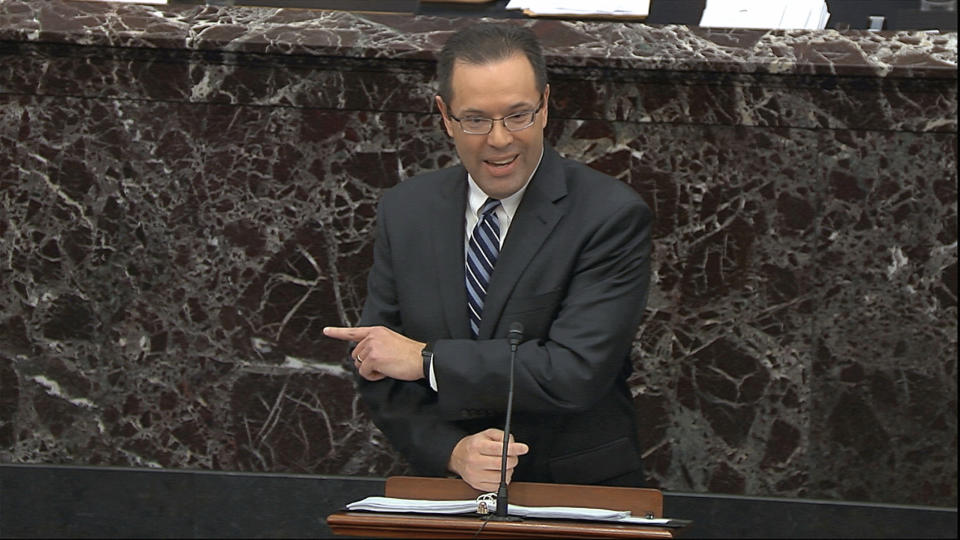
[323,326,371,341]
[479,435,528,457]
[481,441,528,458]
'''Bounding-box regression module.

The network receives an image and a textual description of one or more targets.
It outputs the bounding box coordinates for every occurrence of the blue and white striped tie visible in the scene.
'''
[466,198,501,339]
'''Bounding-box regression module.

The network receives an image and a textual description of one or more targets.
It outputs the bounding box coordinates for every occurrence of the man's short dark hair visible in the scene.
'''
[436,23,548,106]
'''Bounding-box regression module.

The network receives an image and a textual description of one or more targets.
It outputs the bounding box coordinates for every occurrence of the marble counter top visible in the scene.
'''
[0,0,956,79]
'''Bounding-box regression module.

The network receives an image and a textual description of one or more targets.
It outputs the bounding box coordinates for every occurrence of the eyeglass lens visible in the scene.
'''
[461,111,536,134]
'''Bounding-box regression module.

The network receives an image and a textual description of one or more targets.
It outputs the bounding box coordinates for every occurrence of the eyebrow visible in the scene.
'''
[459,100,538,116]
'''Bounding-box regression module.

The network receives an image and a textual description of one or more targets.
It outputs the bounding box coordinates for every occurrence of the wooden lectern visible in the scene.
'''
[327,476,684,538]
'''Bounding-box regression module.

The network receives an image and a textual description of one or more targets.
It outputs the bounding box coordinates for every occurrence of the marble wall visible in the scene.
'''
[0,0,956,507]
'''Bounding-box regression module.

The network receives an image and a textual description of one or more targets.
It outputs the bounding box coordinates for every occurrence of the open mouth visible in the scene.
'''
[484,155,518,168]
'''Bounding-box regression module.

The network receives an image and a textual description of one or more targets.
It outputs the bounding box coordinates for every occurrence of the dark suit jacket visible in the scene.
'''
[357,145,652,485]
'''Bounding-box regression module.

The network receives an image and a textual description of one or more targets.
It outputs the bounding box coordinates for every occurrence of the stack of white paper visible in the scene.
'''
[699,0,830,30]
[505,0,650,18]
[345,496,683,525]
[348,497,476,514]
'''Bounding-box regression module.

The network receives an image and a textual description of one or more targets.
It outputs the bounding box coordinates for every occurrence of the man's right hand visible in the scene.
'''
[448,428,530,492]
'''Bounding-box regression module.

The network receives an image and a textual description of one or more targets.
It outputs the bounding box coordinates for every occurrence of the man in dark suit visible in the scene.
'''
[324,23,652,492]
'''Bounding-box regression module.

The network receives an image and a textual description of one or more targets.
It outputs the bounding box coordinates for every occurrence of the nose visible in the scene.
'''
[486,119,514,148]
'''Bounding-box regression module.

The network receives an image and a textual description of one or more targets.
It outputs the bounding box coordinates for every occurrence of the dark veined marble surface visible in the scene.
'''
[0,0,956,507]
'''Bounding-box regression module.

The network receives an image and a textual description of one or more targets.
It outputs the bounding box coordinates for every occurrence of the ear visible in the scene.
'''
[436,95,455,138]
[541,84,550,128]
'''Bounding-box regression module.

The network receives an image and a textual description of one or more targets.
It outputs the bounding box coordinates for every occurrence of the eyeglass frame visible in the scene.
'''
[444,96,545,135]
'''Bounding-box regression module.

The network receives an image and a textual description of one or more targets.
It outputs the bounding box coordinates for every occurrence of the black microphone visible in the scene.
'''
[494,322,524,520]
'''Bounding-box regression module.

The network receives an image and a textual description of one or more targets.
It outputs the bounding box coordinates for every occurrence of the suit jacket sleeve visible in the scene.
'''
[355,189,467,476]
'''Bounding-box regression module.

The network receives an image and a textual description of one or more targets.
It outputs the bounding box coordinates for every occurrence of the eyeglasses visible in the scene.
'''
[447,98,544,135]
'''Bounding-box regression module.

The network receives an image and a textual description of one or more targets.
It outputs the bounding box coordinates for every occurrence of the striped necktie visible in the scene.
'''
[466,198,501,339]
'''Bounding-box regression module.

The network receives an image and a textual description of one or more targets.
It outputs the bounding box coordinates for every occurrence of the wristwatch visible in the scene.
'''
[421,342,435,379]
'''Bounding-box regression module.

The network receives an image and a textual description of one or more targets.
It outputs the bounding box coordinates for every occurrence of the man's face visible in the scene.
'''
[436,53,549,200]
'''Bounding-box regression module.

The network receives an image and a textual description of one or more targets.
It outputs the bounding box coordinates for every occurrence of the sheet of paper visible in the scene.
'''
[72,0,168,4]
[505,0,649,17]
[700,0,830,30]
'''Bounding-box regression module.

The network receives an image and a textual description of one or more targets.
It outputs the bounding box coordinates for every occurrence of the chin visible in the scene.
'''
[482,180,522,199]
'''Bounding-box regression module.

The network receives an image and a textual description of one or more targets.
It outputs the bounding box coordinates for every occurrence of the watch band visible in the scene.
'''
[421,342,435,379]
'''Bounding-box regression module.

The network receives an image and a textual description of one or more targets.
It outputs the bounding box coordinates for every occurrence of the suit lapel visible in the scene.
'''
[478,146,567,338]
[431,166,472,339]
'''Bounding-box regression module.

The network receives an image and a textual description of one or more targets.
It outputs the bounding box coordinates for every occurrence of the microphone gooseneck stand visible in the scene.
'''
[489,322,524,522]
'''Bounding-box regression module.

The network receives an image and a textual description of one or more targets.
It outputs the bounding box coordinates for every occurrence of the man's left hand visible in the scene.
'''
[323,325,425,382]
